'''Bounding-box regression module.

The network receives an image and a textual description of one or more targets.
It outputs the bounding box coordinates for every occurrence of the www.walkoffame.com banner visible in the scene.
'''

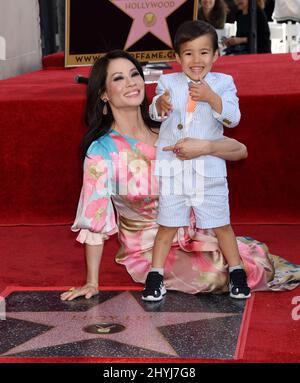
[65,0,198,67]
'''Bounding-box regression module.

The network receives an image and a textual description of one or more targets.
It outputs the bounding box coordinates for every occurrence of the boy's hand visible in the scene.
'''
[189,80,222,114]
[156,90,172,117]
[189,79,214,104]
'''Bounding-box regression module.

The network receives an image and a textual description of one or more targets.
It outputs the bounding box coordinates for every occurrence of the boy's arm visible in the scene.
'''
[149,77,170,121]
[210,75,241,128]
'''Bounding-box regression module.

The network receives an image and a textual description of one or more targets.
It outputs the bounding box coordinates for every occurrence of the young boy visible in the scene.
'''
[142,20,251,301]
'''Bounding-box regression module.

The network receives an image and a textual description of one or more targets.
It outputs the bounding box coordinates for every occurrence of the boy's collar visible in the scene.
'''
[184,72,211,84]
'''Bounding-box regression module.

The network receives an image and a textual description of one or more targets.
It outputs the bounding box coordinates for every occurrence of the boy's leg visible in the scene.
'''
[152,225,179,268]
[213,224,241,268]
[213,225,251,299]
[142,225,178,302]
[193,177,250,299]
[143,176,190,302]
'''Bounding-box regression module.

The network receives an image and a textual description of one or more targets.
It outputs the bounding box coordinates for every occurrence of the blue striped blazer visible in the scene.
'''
[149,71,241,177]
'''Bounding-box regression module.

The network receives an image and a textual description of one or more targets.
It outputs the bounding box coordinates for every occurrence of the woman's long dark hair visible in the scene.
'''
[199,0,228,28]
[82,50,158,161]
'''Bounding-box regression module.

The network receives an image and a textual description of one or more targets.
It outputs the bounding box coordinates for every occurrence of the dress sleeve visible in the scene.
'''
[71,143,118,245]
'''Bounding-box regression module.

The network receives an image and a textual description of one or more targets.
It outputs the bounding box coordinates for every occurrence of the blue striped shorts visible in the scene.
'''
[157,175,230,229]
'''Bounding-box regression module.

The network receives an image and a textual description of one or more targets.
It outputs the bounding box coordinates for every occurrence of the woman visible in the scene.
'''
[198,0,228,29]
[224,0,239,23]
[224,0,271,54]
[61,50,299,301]
[264,0,275,21]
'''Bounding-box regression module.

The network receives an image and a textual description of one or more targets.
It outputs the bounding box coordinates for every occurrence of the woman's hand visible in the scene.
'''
[163,137,211,160]
[163,137,247,161]
[60,283,99,301]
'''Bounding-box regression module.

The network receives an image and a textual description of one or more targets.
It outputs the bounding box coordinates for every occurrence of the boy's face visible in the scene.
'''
[175,35,218,81]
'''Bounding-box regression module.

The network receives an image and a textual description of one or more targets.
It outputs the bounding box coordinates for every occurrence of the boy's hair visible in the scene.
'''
[173,20,219,54]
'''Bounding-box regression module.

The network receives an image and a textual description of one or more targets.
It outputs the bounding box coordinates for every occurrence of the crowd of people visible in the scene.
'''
[197,0,300,55]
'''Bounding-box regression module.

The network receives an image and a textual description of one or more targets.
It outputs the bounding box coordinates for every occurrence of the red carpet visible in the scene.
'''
[1,53,300,224]
[1,224,299,293]
[1,224,300,362]
[243,291,300,362]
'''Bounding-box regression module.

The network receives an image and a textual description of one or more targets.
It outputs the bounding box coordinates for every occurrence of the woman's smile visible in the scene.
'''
[124,89,141,97]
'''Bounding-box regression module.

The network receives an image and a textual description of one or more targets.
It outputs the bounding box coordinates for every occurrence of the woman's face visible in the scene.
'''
[102,58,145,110]
[235,0,248,11]
[201,0,215,11]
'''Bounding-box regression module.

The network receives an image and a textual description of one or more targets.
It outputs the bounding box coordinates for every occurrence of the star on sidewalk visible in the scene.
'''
[4,291,236,357]
[110,0,187,49]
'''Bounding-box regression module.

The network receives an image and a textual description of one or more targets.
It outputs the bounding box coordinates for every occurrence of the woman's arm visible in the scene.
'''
[162,137,248,161]
[60,243,104,301]
[208,137,248,161]
[61,148,118,301]
[85,243,104,286]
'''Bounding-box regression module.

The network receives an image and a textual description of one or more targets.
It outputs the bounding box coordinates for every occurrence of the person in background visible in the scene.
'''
[224,0,271,54]
[273,0,300,23]
[264,0,275,21]
[224,0,239,22]
[198,0,229,29]
[57,0,65,51]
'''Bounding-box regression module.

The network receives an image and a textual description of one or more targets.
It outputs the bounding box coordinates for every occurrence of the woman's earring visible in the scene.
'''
[102,99,108,115]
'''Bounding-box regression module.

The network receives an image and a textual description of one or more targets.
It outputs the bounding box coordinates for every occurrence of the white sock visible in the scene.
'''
[151,267,164,276]
[229,265,243,273]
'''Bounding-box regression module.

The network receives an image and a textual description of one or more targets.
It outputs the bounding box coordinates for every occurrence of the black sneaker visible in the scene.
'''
[229,269,251,299]
[142,271,166,302]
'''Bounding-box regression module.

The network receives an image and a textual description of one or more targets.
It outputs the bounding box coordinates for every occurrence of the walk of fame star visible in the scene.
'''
[0,289,246,358]
[110,0,187,49]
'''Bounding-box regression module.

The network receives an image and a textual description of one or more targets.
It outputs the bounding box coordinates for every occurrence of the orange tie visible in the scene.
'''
[187,94,196,113]
[187,81,196,113]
